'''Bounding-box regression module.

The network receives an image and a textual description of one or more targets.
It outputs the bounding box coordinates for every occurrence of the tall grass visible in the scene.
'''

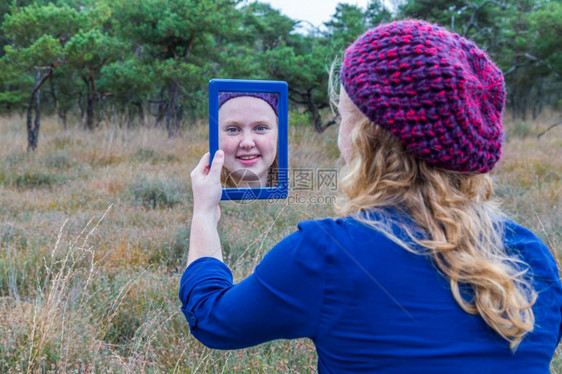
[0,111,560,372]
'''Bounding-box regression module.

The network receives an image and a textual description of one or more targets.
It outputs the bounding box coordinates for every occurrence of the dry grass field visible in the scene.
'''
[0,110,560,373]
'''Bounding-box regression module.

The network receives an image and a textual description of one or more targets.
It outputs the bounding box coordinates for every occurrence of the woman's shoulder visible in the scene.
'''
[296,215,357,232]
[503,219,553,257]
[290,217,356,254]
[296,208,419,242]
[295,215,378,242]
[293,212,404,255]
[503,219,560,283]
[296,207,407,231]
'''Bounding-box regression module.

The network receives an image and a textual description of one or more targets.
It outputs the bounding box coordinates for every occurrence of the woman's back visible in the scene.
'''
[292,217,561,373]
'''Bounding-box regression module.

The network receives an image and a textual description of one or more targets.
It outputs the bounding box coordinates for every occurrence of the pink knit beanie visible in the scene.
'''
[341,20,505,173]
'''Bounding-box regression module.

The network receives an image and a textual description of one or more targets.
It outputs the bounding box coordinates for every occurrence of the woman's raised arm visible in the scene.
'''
[187,150,224,266]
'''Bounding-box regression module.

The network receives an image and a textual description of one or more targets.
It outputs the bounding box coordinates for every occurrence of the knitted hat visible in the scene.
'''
[340,20,504,173]
[219,92,278,116]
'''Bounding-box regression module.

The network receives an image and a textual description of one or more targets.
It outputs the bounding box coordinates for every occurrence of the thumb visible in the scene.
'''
[208,150,224,179]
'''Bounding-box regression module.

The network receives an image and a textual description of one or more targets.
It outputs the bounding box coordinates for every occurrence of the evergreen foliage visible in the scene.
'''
[0,0,559,149]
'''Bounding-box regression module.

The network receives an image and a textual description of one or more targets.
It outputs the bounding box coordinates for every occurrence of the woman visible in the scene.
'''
[181,20,561,372]
[218,92,279,188]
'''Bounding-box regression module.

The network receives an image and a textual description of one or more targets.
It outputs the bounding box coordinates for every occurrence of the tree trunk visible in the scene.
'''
[48,79,62,129]
[78,92,85,124]
[26,68,53,151]
[152,88,167,128]
[311,102,323,133]
[308,90,337,133]
[34,82,41,143]
[84,73,98,130]
[176,105,183,130]
[154,101,166,128]
[532,78,543,120]
[288,86,338,133]
[132,101,146,127]
[26,93,37,151]
[86,90,96,130]
[166,81,180,138]
[59,110,68,130]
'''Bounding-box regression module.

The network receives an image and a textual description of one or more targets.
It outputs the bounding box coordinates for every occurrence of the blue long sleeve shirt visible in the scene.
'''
[179,216,562,373]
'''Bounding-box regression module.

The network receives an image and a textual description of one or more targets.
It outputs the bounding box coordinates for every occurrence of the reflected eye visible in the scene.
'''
[225,126,240,135]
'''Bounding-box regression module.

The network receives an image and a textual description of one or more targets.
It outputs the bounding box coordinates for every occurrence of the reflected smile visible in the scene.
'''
[236,154,261,166]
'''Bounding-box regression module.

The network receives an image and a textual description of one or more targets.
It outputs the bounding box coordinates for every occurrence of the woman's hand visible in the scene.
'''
[190,150,224,222]
[187,150,225,266]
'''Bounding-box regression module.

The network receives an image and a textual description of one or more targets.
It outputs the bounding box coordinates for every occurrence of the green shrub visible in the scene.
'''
[510,120,534,138]
[289,109,312,127]
[0,223,28,249]
[14,171,63,189]
[45,151,73,170]
[4,152,27,167]
[150,225,189,269]
[130,176,184,209]
[0,236,46,299]
[134,148,158,162]
[134,148,179,164]
[0,170,8,187]
[52,136,76,150]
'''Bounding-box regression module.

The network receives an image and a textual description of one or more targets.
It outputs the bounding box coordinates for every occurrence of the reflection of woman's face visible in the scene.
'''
[219,96,278,187]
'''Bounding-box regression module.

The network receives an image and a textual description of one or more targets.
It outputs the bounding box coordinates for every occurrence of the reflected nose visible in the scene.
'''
[239,132,256,149]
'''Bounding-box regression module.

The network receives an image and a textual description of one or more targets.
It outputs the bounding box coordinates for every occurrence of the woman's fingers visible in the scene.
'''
[208,150,224,179]
[191,151,223,181]
[191,152,211,178]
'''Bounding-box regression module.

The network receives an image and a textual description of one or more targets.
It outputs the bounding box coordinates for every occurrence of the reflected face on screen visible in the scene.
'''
[218,96,278,188]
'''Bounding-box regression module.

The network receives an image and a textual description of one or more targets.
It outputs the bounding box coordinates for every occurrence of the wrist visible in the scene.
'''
[192,209,219,224]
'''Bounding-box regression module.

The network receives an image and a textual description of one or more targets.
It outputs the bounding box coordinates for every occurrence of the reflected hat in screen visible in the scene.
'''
[219,92,278,116]
[340,19,505,173]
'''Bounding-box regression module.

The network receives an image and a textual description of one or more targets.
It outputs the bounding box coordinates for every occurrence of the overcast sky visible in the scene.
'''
[261,0,395,30]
